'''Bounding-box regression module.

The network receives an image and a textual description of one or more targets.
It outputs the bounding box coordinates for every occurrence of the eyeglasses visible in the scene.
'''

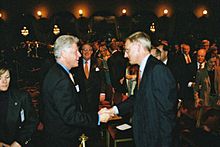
[82,49,93,52]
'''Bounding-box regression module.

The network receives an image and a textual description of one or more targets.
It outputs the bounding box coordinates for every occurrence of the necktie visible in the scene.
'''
[199,63,202,70]
[84,61,89,79]
[137,69,141,89]
[69,73,75,84]
[186,54,191,64]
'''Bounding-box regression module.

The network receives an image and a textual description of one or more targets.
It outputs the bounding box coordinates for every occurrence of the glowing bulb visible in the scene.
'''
[122,9,127,15]
[163,9,168,15]
[203,10,208,15]
[79,9,83,16]
[37,11,42,17]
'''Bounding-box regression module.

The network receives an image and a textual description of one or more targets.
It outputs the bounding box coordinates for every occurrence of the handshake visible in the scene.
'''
[98,107,115,123]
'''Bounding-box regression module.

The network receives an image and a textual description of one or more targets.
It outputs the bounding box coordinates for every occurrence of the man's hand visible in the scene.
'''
[99,112,111,123]
[98,107,115,123]
[0,142,10,147]
[11,141,21,147]
[99,107,115,116]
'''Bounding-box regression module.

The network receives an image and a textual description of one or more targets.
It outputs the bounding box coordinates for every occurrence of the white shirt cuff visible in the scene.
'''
[112,106,119,115]
[188,82,193,87]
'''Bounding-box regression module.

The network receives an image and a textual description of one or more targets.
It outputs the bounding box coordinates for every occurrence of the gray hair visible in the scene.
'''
[126,31,151,51]
[54,35,79,58]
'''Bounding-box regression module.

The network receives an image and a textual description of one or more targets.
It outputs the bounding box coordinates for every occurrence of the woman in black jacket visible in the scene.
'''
[0,62,38,147]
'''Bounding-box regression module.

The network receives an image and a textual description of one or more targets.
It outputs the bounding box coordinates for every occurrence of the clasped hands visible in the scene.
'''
[98,107,115,123]
[0,141,21,147]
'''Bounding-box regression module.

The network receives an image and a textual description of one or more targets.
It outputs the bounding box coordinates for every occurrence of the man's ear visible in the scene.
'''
[60,50,66,58]
[136,42,143,53]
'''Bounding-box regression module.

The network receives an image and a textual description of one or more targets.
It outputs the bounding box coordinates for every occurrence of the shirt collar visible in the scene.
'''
[83,59,91,64]
[139,54,150,78]
[197,62,206,68]
[57,62,70,74]
[163,58,168,65]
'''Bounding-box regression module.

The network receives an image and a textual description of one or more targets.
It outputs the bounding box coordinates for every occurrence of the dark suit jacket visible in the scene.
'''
[176,53,197,101]
[42,63,98,147]
[73,57,104,113]
[4,88,38,146]
[117,55,177,147]
[107,50,127,93]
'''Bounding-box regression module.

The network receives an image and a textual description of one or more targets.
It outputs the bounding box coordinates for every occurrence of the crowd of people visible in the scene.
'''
[0,31,220,147]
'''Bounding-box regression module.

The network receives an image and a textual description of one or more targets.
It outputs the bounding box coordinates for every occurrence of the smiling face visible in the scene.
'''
[81,44,93,61]
[197,49,206,63]
[0,70,10,91]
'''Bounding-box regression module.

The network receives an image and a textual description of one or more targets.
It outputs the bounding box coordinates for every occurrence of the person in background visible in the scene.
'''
[194,56,220,127]
[150,47,161,60]
[97,44,113,102]
[176,43,196,112]
[100,32,177,147]
[107,40,128,104]
[41,35,110,147]
[72,43,105,146]
[125,64,138,97]
[0,62,38,147]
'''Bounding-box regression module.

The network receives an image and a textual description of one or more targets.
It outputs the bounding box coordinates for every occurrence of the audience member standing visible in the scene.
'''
[72,43,105,146]
[42,35,110,147]
[101,32,177,147]
[107,41,128,104]
[194,56,220,113]
[176,43,197,110]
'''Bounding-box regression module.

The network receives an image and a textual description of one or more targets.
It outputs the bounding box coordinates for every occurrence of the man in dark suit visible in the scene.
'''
[107,41,128,104]
[176,43,197,109]
[101,32,177,147]
[42,35,110,147]
[156,41,178,81]
[72,43,105,146]
[74,43,105,113]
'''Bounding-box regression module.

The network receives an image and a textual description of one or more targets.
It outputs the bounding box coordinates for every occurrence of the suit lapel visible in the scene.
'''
[138,55,154,91]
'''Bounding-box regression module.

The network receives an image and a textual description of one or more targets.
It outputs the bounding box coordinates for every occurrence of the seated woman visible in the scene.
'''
[0,62,38,147]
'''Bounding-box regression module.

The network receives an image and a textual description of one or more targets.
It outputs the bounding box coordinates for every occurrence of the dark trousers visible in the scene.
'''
[43,135,79,147]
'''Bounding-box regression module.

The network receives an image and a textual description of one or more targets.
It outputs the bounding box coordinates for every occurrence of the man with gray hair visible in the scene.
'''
[42,35,110,147]
[101,32,177,147]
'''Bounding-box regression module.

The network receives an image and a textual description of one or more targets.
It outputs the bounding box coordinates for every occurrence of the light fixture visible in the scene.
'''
[53,24,60,35]
[79,9,83,17]
[0,13,2,19]
[21,26,29,36]
[203,9,208,16]
[150,23,156,33]
[122,8,127,16]
[163,9,168,16]
[37,11,42,18]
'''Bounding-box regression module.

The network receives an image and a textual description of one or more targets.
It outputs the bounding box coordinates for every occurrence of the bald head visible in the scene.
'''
[197,49,206,63]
